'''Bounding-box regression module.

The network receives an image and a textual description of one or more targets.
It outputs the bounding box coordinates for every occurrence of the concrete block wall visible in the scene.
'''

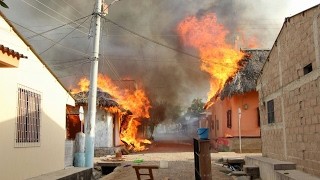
[257,5,320,178]
[230,138,262,153]
[65,140,75,167]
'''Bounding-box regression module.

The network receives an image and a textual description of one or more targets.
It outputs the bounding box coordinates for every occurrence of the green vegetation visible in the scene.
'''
[187,98,205,116]
[0,1,9,8]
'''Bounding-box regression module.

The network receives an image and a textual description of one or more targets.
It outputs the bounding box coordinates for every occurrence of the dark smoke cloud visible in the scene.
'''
[2,0,295,106]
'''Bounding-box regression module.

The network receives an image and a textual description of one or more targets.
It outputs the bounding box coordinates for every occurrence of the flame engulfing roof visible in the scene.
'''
[219,49,270,100]
[73,90,119,107]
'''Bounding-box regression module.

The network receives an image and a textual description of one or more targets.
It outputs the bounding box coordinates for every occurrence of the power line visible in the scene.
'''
[99,28,123,82]
[22,0,89,36]
[39,15,91,55]
[104,58,199,63]
[102,16,240,69]
[26,14,91,40]
[10,21,90,58]
[34,0,90,32]
[104,22,209,77]
[46,58,89,65]
[50,0,88,21]
[62,0,88,17]
[51,60,90,70]
[45,58,89,62]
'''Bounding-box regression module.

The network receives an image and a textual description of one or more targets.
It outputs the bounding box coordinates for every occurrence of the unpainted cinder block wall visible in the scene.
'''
[257,5,320,177]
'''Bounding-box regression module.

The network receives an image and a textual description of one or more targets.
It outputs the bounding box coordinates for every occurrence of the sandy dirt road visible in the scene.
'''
[96,135,261,180]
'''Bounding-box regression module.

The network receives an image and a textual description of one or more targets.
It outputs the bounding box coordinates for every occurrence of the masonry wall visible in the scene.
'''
[257,6,320,177]
[0,15,75,180]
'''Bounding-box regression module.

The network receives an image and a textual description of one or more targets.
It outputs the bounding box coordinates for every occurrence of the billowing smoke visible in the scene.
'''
[3,0,294,106]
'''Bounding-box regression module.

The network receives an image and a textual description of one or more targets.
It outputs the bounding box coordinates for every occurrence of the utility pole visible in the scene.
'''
[238,108,242,154]
[85,0,102,168]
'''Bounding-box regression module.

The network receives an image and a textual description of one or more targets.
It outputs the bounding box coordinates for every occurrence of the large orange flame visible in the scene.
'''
[72,74,151,151]
[73,74,151,118]
[120,116,151,151]
[177,13,252,109]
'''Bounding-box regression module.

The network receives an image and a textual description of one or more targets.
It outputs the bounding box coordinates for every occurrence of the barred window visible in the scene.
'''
[15,85,41,147]
[257,108,260,126]
[216,120,219,130]
[227,110,232,128]
[267,100,274,124]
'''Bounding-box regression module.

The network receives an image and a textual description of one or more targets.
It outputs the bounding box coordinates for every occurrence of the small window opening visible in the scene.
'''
[267,100,275,124]
[303,63,312,75]
[227,110,232,128]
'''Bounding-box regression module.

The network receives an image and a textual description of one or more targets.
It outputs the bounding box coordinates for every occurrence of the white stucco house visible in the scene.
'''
[67,90,123,157]
[0,11,76,180]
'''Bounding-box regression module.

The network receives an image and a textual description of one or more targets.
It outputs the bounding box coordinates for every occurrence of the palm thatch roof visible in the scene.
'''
[73,90,119,107]
[219,49,270,100]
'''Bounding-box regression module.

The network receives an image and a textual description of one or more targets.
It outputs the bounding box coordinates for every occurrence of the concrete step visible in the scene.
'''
[276,170,320,180]
[231,171,247,176]
[223,157,245,164]
[27,167,92,180]
[243,165,259,175]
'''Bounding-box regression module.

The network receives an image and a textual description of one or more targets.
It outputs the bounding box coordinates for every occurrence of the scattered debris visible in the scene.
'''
[102,157,126,162]
[121,147,130,155]
[133,158,144,163]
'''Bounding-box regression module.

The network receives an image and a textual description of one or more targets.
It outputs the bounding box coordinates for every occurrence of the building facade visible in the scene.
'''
[257,5,320,177]
[209,49,269,153]
[0,12,75,180]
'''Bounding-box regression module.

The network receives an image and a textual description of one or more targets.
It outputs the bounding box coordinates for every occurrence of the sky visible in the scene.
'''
[1,0,320,107]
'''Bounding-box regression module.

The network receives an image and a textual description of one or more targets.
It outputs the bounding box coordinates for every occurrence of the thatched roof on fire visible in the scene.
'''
[73,90,119,107]
[219,49,270,100]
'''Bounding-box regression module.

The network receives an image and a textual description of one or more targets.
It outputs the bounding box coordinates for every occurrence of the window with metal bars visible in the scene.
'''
[15,85,41,147]
[227,110,232,128]
[267,100,274,124]
[216,120,219,130]
[257,108,260,126]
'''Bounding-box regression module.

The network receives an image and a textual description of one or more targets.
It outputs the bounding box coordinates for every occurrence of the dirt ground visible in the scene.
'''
[94,141,261,180]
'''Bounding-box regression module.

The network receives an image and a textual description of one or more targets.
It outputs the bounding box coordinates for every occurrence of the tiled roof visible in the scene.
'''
[0,44,28,59]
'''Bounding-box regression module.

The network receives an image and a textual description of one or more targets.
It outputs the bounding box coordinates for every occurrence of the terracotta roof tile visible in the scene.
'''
[0,44,28,59]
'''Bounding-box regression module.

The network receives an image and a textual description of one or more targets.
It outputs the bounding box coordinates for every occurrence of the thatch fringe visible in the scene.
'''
[73,90,119,107]
[220,49,270,100]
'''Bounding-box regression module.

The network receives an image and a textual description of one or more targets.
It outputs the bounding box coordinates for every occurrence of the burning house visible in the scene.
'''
[66,90,123,156]
[67,74,152,156]
[176,13,266,153]
[209,49,269,152]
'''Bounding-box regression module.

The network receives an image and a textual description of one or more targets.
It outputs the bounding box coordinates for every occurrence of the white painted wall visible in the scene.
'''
[0,15,75,180]
[94,110,113,148]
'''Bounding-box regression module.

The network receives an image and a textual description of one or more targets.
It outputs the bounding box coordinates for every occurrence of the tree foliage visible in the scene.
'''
[0,1,9,9]
[148,101,166,139]
[148,101,183,139]
[148,101,166,126]
[187,98,205,116]
[165,103,183,123]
